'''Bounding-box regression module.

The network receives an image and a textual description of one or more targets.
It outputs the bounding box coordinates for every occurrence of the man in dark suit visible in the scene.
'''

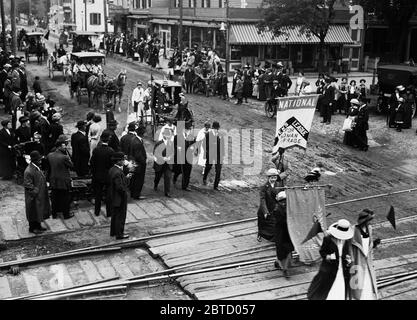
[120,122,137,156]
[281,69,292,97]
[126,125,147,200]
[153,127,174,197]
[102,120,120,152]
[10,87,22,131]
[0,119,16,180]
[90,131,114,217]
[108,152,130,239]
[321,77,336,125]
[184,65,195,94]
[46,135,74,219]
[173,122,196,191]
[71,120,90,177]
[0,64,11,107]
[203,121,224,190]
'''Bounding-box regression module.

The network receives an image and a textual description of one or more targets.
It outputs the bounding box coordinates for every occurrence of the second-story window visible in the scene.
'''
[201,0,211,8]
[90,13,101,25]
[189,0,195,8]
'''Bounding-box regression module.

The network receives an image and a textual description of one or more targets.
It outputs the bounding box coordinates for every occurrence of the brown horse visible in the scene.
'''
[87,72,107,109]
[106,70,127,112]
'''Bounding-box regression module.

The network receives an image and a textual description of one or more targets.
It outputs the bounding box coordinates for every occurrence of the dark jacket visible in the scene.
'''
[307,235,353,300]
[14,125,32,144]
[46,147,73,190]
[90,143,114,183]
[153,139,174,172]
[184,68,195,83]
[205,131,225,164]
[257,182,280,241]
[128,135,147,166]
[107,165,129,208]
[23,163,51,222]
[47,122,64,152]
[71,131,90,176]
[0,127,15,177]
[120,132,136,156]
[103,128,120,152]
[32,79,42,94]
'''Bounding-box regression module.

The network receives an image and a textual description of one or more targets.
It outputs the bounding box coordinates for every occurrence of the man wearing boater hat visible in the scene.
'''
[23,151,50,234]
[350,209,380,300]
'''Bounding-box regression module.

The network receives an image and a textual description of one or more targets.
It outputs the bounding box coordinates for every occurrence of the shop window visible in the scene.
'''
[231,46,242,60]
[191,27,201,47]
[216,29,226,58]
[264,45,289,60]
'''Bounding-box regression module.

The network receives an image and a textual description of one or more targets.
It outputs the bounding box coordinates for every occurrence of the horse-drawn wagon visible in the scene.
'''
[137,79,183,140]
[23,32,48,63]
[68,52,106,108]
[47,48,71,80]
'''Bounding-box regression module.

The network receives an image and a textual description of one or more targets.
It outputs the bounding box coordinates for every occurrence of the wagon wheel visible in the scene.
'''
[265,100,276,118]
[151,108,157,141]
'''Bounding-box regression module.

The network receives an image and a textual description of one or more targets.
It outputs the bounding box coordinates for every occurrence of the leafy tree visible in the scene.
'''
[259,0,346,72]
[355,0,417,63]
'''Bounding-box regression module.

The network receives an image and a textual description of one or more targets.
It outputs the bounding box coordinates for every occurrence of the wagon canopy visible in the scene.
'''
[153,79,182,88]
[26,32,44,37]
[71,52,105,60]
[377,65,417,89]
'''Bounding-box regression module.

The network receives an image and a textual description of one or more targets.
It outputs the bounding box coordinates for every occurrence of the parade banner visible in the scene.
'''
[272,95,319,155]
[286,187,327,264]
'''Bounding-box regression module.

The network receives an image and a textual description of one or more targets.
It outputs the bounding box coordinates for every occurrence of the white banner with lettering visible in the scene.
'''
[272,95,319,154]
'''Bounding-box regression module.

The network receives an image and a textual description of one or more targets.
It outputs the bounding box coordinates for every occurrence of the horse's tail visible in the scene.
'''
[87,75,98,90]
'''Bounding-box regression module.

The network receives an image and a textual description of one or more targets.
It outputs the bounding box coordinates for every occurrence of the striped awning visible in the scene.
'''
[230,24,354,45]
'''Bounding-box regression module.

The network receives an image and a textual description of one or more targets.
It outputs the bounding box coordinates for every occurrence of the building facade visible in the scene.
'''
[122,0,362,73]
[48,0,77,34]
[74,0,114,33]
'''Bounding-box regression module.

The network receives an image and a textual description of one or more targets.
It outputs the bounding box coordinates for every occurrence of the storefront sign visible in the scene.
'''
[272,95,319,153]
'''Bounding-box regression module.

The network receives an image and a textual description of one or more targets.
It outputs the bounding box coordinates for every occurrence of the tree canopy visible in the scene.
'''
[259,0,345,71]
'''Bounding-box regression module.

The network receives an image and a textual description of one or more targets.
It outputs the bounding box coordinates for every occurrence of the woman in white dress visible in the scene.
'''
[88,115,103,157]
[294,71,306,96]
[350,209,380,300]
[195,122,211,174]
[307,219,354,300]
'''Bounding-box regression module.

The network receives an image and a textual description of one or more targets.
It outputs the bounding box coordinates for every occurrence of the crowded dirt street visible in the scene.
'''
[1,26,417,300]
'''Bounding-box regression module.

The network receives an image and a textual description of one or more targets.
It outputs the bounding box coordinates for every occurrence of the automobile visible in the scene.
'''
[375,64,417,117]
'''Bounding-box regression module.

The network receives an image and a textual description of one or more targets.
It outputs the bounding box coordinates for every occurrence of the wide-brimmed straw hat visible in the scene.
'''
[328,219,354,240]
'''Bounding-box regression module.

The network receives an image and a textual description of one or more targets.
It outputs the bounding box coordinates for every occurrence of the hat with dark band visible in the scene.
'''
[30,151,43,162]
[328,219,354,240]
[357,209,375,225]
[75,120,87,128]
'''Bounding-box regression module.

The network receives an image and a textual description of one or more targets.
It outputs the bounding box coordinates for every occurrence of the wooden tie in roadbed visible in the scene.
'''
[145,220,417,300]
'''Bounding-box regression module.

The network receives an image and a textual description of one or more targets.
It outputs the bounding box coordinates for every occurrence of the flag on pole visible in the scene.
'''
[387,206,396,230]
[272,95,320,156]
[44,30,50,40]
[150,73,154,82]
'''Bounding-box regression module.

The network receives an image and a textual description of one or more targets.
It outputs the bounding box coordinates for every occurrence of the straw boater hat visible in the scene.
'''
[396,85,406,92]
[266,168,279,176]
[328,219,354,240]
[350,98,361,106]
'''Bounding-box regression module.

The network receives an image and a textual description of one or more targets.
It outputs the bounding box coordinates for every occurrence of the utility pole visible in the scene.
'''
[103,0,108,34]
[178,0,183,52]
[11,0,17,55]
[225,0,230,77]
[85,0,88,31]
[0,0,6,51]
[29,0,32,17]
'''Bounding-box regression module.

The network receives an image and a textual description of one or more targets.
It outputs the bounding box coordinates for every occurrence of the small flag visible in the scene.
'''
[387,206,396,230]
[301,220,323,244]
[150,73,154,82]
[44,30,50,40]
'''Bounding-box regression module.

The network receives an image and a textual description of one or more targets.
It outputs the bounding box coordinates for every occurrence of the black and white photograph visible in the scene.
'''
[0,0,417,305]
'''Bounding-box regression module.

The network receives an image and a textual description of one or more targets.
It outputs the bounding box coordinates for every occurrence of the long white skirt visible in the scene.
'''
[327,241,346,300]
[360,237,377,300]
